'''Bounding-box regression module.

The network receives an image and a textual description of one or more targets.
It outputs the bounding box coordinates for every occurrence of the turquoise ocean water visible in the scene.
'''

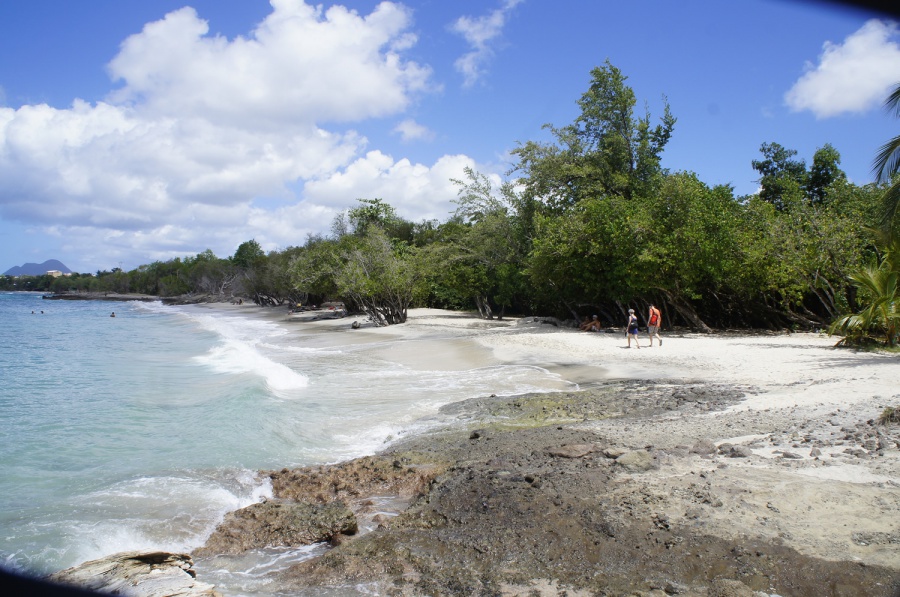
[0,292,573,595]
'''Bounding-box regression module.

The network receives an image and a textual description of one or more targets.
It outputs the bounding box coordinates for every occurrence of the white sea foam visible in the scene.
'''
[193,338,309,394]
[152,306,311,394]
[62,469,273,565]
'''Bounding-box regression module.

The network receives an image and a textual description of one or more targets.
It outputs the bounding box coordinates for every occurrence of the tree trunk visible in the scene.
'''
[474,295,494,319]
[660,290,713,333]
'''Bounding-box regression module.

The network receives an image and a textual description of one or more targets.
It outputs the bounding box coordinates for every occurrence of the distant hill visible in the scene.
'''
[4,260,73,276]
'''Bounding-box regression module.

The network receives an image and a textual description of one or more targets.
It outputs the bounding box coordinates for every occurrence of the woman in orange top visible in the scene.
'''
[648,304,662,346]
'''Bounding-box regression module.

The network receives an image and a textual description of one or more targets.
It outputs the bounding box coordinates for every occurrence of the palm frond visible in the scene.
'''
[874,137,900,183]
[879,180,900,231]
[886,82,900,118]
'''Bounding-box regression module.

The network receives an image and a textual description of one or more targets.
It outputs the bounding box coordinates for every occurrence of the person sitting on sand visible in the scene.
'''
[580,314,602,332]
[626,308,640,348]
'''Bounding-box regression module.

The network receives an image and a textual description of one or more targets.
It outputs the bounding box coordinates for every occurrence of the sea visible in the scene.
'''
[0,292,576,595]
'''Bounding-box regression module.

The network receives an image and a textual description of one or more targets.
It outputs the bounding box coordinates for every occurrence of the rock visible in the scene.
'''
[603,447,628,459]
[780,451,802,459]
[708,578,756,596]
[266,456,443,502]
[615,449,655,472]
[690,439,717,456]
[722,445,752,458]
[547,443,595,458]
[194,500,357,556]
[47,551,220,597]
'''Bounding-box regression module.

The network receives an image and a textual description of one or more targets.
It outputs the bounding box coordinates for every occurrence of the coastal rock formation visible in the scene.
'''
[194,500,357,556]
[47,551,220,597]
[266,456,445,504]
[272,383,900,596]
[194,456,444,559]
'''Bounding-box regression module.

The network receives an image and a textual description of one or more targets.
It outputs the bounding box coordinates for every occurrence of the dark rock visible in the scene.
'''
[547,443,595,458]
[195,500,356,556]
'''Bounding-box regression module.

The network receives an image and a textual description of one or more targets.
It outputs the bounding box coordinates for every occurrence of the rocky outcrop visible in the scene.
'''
[193,456,444,559]
[273,383,900,597]
[194,500,357,556]
[265,456,444,503]
[47,551,219,597]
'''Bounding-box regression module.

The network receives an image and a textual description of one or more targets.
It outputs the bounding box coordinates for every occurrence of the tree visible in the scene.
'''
[807,143,846,206]
[232,239,265,270]
[511,60,675,210]
[427,167,528,319]
[874,82,900,229]
[636,173,743,331]
[335,227,424,325]
[751,142,807,211]
[290,235,343,302]
[347,198,400,236]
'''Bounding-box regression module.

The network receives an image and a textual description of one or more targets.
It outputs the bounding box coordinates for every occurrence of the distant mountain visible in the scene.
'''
[4,260,73,276]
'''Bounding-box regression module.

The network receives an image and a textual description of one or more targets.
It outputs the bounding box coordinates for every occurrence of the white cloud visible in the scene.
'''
[0,1,474,269]
[393,118,435,142]
[304,151,475,222]
[451,0,523,88]
[785,19,900,118]
[107,2,434,125]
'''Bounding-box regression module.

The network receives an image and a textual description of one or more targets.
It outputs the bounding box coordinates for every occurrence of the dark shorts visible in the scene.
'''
[628,325,638,334]
[649,325,659,334]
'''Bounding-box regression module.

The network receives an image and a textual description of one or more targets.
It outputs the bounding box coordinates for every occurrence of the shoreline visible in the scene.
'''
[47,306,900,596]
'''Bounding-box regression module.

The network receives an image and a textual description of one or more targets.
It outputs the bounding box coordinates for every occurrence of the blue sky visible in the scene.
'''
[1,0,898,273]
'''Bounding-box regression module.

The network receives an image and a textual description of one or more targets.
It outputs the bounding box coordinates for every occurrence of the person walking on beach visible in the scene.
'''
[648,304,662,346]
[626,308,640,348]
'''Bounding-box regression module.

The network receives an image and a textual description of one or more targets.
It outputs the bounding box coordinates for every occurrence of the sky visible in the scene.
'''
[1,0,899,274]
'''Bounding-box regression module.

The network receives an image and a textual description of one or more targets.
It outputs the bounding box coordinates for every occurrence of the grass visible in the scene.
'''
[877,406,900,426]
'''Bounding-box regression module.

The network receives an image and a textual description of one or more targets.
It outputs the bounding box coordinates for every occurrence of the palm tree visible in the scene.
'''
[830,85,900,347]
[874,83,900,229]
[829,233,900,347]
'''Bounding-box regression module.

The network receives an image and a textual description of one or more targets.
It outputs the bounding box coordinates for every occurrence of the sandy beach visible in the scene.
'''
[49,304,900,596]
[216,306,898,595]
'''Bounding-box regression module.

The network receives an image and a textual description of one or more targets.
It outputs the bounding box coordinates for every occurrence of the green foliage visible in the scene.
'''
[874,82,900,229]
[423,168,529,318]
[878,406,900,425]
[510,60,675,211]
[807,143,846,206]
[232,239,265,270]
[347,198,399,236]
[333,227,425,325]
[829,232,900,347]
[751,142,808,211]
